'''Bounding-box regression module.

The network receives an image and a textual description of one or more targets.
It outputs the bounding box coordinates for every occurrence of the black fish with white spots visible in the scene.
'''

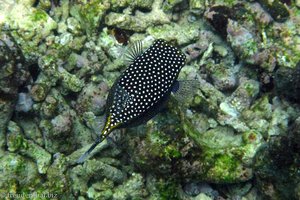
[77,39,186,163]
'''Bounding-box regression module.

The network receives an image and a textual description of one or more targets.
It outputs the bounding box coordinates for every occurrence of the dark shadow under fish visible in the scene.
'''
[77,39,186,163]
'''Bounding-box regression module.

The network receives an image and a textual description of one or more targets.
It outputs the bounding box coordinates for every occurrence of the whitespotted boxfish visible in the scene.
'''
[77,39,186,163]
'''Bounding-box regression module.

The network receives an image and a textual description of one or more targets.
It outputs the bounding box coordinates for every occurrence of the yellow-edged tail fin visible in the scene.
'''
[76,114,118,164]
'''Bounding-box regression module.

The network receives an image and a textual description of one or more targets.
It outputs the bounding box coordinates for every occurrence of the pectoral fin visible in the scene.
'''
[171,80,200,104]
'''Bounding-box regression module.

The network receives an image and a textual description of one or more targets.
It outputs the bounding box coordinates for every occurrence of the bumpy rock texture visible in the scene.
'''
[0,0,300,199]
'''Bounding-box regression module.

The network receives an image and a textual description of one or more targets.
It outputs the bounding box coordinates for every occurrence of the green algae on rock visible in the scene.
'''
[112,173,147,200]
[6,121,52,174]
[38,55,84,93]
[147,19,202,45]
[0,152,40,194]
[105,0,170,32]
[183,122,264,183]
[70,159,126,194]
[0,32,28,147]
[70,0,110,37]
[1,3,57,63]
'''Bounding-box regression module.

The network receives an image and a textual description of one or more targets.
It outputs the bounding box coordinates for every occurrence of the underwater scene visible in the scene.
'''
[0,0,300,199]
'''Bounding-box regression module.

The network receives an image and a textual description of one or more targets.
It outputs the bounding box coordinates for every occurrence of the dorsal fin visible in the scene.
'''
[124,40,144,65]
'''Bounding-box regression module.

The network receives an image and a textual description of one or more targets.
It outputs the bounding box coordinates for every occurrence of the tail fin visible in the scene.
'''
[76,114,115,164]
[76,137,103,164]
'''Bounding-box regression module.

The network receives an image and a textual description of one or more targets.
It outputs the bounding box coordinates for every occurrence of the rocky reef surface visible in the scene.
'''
[0,0,300,199]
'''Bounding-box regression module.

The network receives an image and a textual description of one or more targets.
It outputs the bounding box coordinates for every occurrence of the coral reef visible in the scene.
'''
[6,121,51,174]
[105,0,169,32]
[274,62,300,102]
[0,32,28,149]
[0,0,300,199]
[254,116,300,199]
